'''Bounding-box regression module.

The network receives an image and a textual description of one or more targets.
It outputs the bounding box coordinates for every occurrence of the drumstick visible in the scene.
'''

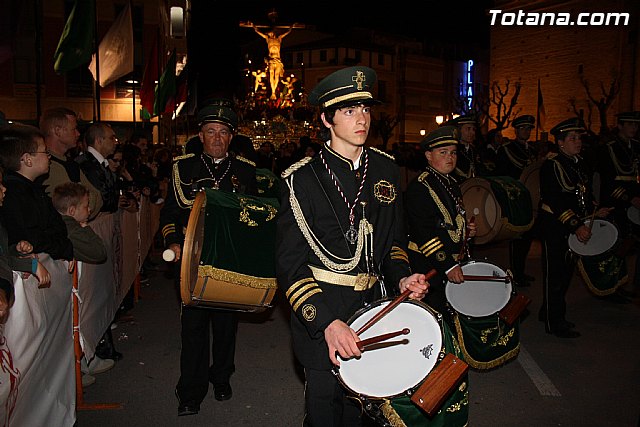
[462,275,511,283]
[357,328,410,350]
[355,269,437,336]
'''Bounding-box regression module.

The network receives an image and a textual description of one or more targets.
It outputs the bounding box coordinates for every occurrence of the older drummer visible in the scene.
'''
[159,100,257,416]
[405,126,476,318]
[538,118,612,338]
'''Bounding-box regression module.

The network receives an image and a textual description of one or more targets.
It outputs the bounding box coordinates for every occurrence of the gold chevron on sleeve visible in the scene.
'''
[390,246,409,263]
[292,287,322,312]
[612,187,626,199]
[420,237,443,257]
[161,224,176,237]
[285,278,314,299]
[558,209,575,223]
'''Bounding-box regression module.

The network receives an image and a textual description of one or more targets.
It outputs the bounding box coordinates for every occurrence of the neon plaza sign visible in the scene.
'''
[461,59,474,110]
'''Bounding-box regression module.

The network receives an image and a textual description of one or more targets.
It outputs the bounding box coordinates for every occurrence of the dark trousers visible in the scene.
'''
[510,219,540,281]
[175,306,237,404]
[303,368,362,427]
[540,235,574,330]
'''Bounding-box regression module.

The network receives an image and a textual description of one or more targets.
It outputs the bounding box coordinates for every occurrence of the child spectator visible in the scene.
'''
[52,182,107,264]
[0,166,51,322]
[0,124,73,260]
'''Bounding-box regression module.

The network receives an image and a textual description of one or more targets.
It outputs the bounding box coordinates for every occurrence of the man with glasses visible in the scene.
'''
[0,124,73,260]
[39,107,103,218]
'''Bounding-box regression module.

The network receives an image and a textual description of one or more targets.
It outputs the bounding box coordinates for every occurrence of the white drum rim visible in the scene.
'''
[567,219,618,256]
[627,206,640,226]
[335,299,443,399]
[445,260,512,317]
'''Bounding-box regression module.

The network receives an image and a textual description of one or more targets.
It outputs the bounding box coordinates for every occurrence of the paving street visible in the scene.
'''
[76,241,640,427]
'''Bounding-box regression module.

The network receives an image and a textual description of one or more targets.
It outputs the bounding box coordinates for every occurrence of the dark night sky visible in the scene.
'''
[188,1,492,101]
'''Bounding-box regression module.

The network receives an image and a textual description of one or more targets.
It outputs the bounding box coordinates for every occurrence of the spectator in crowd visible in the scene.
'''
[38,107,103,219]
[0,164,51,324]
[0,124,73,261]
[75,123,128,213]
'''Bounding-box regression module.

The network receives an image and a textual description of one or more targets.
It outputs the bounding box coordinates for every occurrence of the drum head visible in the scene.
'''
[627,206,640,226]
[446,261,512,317]
[568,219,618,256]
[460,178,501,245]
[338,300,443,398]
[180,190,207,305]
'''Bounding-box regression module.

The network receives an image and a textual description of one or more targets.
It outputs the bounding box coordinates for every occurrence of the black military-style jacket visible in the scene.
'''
[495,139,537,179]
[275,144,412,369]
[159,153,257,247]
[453,142,482,182]
[597,136,640,213]
[538,152,594,236]
[0,171,74,260]
[405,168,466,276]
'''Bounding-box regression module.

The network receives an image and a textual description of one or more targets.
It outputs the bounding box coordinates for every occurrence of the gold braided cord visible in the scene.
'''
[550,158,575,191]
[504,145,527,169]
[286,175,373,272]
[420,179,463,243]
[607,143,634,175]
[198,265,277,289]
[380,400,407,427]
[172,162,195,207]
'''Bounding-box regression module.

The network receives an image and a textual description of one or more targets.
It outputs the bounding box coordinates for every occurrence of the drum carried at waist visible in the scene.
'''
[460,176,534,245]
[334,299,469,426]
[568,219,628,296]
[445,260,529,370]
[519,158,544,219]
[180,189,279,312]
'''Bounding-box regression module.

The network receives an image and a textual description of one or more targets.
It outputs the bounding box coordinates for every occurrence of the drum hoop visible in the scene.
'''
[445,260,512,317]
[567,219,618,256]
[180,190,207,305]
[335,299,445,399]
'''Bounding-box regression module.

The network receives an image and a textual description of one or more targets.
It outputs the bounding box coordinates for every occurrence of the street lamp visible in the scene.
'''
[435,115,444,125]
[420,129,426,136]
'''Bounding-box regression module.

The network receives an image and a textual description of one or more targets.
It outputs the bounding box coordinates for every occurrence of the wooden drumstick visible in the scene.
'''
[356,269,436,336]
[357,328,410,350]
[462,275,511,283]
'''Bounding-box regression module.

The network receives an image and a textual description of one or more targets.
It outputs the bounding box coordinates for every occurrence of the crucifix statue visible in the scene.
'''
[241,10,304,99]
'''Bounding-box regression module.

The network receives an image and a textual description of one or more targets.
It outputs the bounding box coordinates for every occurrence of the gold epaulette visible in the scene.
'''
[236,155,256,167]
[282,156,313,178]
[173,153,195,161]
[369,147,395,161]
[418,170,430,182]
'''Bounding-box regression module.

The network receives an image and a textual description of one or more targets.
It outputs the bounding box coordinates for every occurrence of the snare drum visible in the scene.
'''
[567,219,618,257]
[181,189,278,312]
[336,299,469,425]
[445,260,512,317]
[446,260,522,370]
[337,300,444,399]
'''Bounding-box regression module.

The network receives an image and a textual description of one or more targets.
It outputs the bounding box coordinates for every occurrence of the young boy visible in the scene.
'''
[52,182,107,264]
[0,124,73,261]
[0,166,51,323]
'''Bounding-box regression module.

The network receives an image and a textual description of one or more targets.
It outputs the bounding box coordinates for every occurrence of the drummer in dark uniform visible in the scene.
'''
[496,115,539,287]
[404,126,476,319]
[596,111,640,300]
[538,118,612,338]
[448,114,482,182]
[159,100,257,416]
[275,66,429,426]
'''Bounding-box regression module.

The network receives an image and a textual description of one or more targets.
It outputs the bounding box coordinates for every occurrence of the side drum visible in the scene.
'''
[180,189,279,312]
[519,158,544,219]
[460,176,534,245]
